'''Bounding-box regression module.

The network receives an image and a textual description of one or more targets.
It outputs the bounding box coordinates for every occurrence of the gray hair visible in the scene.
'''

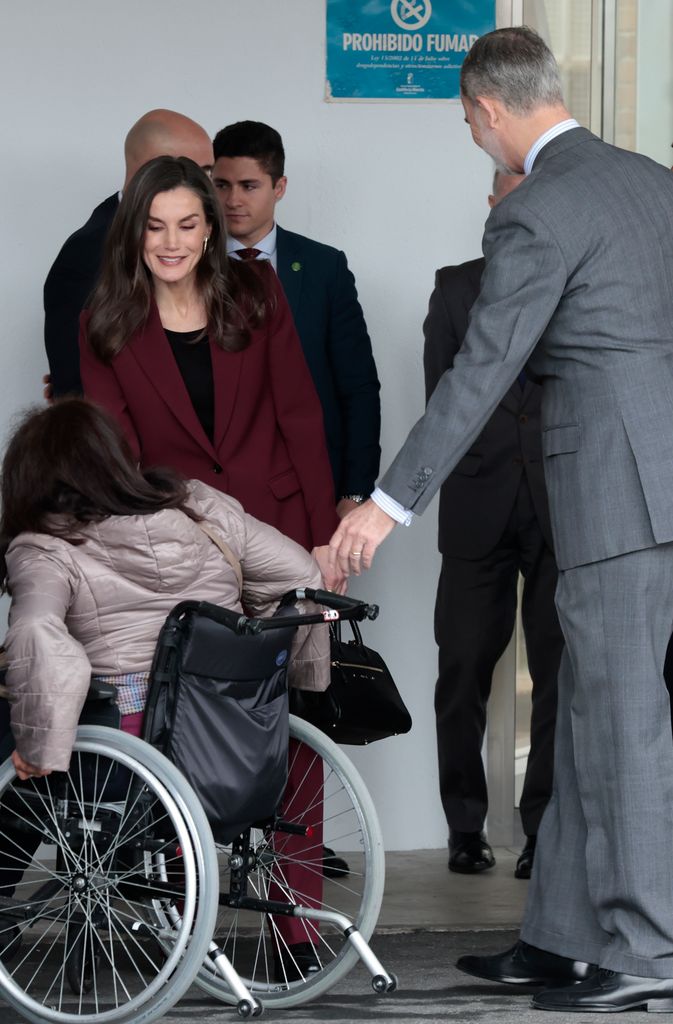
[461,27,564,115]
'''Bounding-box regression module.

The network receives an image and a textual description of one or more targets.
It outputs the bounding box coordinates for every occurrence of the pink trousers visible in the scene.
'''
[272,738,324,945]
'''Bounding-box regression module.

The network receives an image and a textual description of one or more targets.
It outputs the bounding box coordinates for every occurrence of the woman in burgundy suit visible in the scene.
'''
[79,155,340,978]
[80,156,337,559]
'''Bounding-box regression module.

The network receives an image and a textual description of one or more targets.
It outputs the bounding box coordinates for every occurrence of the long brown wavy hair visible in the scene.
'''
[0,400,199,591]
[86,156,270,362]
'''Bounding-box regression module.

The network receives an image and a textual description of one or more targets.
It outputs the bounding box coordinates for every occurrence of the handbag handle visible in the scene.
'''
[196,521,243,595]
[330,618,363,645]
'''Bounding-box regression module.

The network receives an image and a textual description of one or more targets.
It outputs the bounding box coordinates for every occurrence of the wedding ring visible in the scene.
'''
[352,550,362,557]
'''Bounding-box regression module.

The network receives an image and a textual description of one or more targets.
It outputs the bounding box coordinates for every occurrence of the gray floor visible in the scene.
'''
[159,848,646,1023]
[4,848,647,1024]
[378,847,528,932]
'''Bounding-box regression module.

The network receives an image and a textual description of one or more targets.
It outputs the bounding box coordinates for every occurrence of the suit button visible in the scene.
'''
[519,414,528,424]
[212,463,223,474]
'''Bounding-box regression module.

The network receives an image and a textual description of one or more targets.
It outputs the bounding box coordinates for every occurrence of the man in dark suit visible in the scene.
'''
[426,171,563,879]
[211,121,381,515]
[331,27,673,1010]
[44,109,213,397]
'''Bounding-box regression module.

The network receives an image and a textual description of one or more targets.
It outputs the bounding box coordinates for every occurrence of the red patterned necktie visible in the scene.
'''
[236,247,262,261]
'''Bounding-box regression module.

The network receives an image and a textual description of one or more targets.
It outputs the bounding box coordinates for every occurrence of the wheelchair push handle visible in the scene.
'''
[169,592,378,636]
[245,588,379,634]
[170,600,251,635]
[295,588,379,619]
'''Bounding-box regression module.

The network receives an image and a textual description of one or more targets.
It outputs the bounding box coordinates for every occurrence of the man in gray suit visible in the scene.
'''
[329,27,673,1013]
[426,170,563,881]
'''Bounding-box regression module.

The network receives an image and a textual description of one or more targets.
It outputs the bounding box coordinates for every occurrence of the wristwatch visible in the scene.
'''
[341,494,366,504]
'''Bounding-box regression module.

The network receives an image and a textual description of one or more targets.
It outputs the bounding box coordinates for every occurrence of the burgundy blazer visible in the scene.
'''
[79,276,337,550]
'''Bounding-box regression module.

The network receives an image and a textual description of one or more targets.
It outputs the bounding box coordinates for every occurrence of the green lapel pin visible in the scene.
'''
[291,261,302,272]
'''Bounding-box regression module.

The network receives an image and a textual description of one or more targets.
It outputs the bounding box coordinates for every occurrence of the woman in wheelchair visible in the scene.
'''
[0,398,329,966]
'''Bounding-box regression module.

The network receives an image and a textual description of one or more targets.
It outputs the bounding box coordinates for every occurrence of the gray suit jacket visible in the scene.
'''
[380,127,673,570]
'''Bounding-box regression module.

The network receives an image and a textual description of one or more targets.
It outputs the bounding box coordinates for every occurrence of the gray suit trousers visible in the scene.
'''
[521,543,673,976]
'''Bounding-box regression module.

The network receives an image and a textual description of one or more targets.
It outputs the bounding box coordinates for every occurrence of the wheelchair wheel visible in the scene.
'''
[65,930,100,994]
[195,715,385,1008]
[0,726,219,1024]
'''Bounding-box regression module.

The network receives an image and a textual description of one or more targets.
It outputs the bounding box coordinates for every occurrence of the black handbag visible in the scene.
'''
[290,619,411,744]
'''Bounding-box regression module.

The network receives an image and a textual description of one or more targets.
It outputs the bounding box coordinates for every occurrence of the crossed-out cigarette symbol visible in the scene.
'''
[394,0,430,30]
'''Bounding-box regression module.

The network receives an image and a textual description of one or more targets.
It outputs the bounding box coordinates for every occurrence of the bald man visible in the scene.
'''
[44,109,213,397]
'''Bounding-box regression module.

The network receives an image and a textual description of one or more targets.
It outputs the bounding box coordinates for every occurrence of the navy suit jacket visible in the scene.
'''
[423,257,553,559]
[44,193,119,397]
[276,225,380,498]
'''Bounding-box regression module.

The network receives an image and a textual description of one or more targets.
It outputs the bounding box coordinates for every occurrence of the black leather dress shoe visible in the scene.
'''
[323,845,349,879]
[456,940,594,988]
[448,830,495,874]
[532,968,673,1012]
[515,835,537,879]
[274,941,321,982]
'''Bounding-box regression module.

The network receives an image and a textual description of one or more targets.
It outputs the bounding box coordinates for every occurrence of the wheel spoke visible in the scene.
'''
[195,717,384,1008]
[0,726,218,1024]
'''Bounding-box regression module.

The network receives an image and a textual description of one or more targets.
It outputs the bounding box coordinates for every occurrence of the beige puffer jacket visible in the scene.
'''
[4,480,328,770]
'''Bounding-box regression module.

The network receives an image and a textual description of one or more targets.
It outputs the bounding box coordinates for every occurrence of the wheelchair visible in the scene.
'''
[0,590,396,1023]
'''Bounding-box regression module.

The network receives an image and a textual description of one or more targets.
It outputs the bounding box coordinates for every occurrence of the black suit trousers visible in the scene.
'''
[434,476,563,836]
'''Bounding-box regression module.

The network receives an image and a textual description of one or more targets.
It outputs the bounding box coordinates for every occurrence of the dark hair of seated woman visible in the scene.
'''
[0,398,199,589]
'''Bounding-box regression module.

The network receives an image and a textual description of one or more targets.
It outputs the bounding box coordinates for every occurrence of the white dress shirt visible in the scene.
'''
[227,224,278,272]
[523,118,580,175]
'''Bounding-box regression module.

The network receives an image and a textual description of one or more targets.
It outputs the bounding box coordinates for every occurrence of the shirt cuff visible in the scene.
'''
[371,487,414,526]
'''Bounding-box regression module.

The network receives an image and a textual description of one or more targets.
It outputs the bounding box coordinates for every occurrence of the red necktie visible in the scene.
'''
[236,247,261,261]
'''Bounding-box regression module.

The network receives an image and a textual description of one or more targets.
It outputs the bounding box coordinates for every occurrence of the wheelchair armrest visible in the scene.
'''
[0,656,116,705]
[86,680,118,704]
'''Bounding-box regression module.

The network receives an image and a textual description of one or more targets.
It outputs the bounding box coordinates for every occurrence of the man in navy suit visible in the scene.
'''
[426,170,563,879]
[44,109,213,397]
[211,121,381,516]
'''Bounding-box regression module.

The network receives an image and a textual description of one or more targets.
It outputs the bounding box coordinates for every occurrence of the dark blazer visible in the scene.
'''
[44,193,119,397]
[276,225,381,498]
[423,257,553,559]
[79,272,338,550]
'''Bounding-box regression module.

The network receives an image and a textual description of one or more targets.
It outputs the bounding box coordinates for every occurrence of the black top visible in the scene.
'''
[165,328,214,442]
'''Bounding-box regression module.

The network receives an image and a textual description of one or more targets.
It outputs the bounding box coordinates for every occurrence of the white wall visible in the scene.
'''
[0,0,493,849]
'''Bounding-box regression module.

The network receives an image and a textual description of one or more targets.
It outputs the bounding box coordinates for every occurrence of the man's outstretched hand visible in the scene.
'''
[328,498,396,576]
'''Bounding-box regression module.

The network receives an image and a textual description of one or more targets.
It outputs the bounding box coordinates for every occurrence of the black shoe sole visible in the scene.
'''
[449,860,496,874]
[531,994,673,1012]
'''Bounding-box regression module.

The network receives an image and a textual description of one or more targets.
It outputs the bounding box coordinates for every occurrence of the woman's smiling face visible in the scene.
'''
[143,186,210,287]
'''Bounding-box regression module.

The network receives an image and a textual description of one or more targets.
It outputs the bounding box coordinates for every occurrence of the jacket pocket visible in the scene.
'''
[542,424,580,457]
[452,453,482,477]
[269,467,302,500]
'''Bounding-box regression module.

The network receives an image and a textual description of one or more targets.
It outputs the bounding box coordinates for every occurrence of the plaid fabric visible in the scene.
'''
[92,672,150,716]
